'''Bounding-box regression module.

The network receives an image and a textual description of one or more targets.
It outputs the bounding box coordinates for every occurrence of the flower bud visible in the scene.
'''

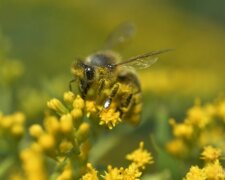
[47,98,68,115]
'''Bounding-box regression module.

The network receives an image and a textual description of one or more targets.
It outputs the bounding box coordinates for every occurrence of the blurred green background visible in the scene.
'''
[0,0,225,179]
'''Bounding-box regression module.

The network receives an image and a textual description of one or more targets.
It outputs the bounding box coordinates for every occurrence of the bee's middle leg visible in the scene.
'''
[103,83,120,109]
[97,79,105,95]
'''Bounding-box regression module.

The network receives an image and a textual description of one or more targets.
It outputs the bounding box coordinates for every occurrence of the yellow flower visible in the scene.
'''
[126,142,153,169]
[73,95,85,109]
[12,112,26,124]
[71,108,83,123]
[123,163,142,180]
[0,112,26,138]
[63,91,75,105]
[59,114,74,134]
[29,124,44,138]
[47,98,68,115]
[76,122,90,142]
[10,124,24,137]
[184,166,206,180]
[99,105,121,129]
[200,146,222,162]
[81,163,98,180]
[169,118,193,139]
[85,101,97,117]
[186,104,209,128]
[102,165,124,180]
[0,115,13,129]
[20,143,47,180]
[166,139,188,157]
[204,160,225,179]
[38,133,55,151]
[43,116,60,135]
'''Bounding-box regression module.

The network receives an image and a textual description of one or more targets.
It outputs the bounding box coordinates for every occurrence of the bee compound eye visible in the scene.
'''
[85,66,94,81]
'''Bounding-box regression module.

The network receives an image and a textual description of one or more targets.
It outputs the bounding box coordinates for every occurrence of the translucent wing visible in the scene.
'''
[114,49,172,69]
[102,22,135,50]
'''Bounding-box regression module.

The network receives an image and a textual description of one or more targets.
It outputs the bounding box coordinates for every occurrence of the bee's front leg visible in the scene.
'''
[103,83,120,109]
[69,78,76,92]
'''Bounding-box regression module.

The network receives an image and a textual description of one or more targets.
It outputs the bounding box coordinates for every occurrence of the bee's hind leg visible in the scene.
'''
[121,93,133,108]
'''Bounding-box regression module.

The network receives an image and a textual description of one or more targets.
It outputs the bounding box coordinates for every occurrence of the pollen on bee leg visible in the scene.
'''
[103,98,112,109]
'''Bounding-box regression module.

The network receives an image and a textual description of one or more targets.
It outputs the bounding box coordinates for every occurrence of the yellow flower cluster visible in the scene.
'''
[0,90,151,179]
[81,142,154,180]
[0,112,25,139]
[24,92,93,179]
[166,98,225,158]
[20,143,47,180]
[18,91,148,179]
[47,91,130,130]
[184,146,225,180]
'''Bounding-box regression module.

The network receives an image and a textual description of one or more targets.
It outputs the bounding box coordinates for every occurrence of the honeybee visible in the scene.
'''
[70,23,171,124]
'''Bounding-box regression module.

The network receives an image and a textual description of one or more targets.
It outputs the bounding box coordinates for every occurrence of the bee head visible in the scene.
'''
[71,60,95,82]
[83,63,95,81]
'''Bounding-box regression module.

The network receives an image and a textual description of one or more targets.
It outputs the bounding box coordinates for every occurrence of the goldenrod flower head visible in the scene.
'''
[81,163,98,180]
[73,95,85,109]
[47,98,68,115]
[38,133,55,151]
[203,160,225,179]
[0,112,26,138]
[20,144,47,180]
[71,108,83,121]
[0,114,14,129]
[170,120,193,139]
[76,122,90,142]
[13,112,26,124]
[43,116,60,134]
[200,146,222,162]
[99,106,121,129]
[11,124,24,137]
[184,166,206,180]
[59,114,74,134]
[85,101,97,117]
[123,163,142,180]
[102,165,123,180]
[29,124,44,138]
[126,141,153,169]
[187,105,209,128]
[63,91,75,105]
[166,139,188,157]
